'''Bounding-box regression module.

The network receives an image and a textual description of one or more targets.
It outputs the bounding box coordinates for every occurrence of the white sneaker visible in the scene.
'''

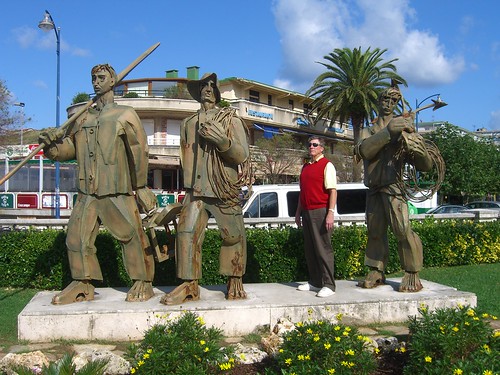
[316,287,335,298]
[297,283,321,292]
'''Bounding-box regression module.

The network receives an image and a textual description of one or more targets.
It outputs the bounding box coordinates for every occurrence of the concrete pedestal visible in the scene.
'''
[18,278,476,342]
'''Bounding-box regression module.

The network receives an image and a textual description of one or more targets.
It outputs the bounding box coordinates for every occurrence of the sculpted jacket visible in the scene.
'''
[43,103,149,197]
[180,107,249,200]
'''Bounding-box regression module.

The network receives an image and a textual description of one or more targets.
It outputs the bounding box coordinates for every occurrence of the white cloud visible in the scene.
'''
[272,0,465,92]
[11,26,90,57]
[488,110,500,130]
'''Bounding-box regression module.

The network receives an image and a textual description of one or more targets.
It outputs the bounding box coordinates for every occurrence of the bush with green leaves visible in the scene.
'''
[126,311,236,374]
[268,313,378,374]
[0,219,498,289]
[405,304,499,375]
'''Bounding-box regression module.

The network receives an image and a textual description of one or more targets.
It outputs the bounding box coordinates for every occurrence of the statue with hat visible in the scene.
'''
[160,73,251,305]
[354,82,435,293]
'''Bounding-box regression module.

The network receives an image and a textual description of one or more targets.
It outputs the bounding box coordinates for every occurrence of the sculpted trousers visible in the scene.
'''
[302,207,336,291]
[365,191,423,272]
[176,192,246,280]
[66,194,154,281]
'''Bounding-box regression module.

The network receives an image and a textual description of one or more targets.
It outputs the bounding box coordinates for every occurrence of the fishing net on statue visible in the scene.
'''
[395,132,445,203]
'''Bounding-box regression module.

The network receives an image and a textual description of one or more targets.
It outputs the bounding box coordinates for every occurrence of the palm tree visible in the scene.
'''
[306,47,407,181]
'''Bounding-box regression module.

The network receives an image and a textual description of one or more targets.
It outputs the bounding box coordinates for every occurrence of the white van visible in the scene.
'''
[241,183,368,222]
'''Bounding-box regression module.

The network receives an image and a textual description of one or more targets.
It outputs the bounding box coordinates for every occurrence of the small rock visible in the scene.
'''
[0,350,49,375]
[233,343,268,365]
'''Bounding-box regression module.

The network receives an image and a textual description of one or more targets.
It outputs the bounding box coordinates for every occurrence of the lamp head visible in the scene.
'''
[38,11,54,32]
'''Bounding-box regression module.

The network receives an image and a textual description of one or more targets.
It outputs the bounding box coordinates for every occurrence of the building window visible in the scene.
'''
[268,94,272,106]
[249,90,260,103]
[303,103,311,114]
[289,99,294,110]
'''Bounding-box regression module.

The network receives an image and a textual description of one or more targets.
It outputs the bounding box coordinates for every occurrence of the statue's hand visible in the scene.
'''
[136,187,157,215]
[38,128,59,146]
[387,116,413,138]
[405,132,427,157]
[199,119,230,151]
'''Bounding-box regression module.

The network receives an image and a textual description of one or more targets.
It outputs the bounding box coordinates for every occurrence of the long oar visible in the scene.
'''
[0,42,160,186]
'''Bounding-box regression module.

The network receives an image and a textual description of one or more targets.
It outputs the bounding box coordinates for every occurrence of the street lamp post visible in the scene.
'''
[38,10,61,219]
[13,102,25,145]
[415,94,441,131]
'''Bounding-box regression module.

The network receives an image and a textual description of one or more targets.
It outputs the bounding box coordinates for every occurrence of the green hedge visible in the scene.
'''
[0,219,498,289]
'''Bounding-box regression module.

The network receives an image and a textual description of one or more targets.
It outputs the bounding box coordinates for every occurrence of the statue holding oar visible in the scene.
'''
[6,44,161,305]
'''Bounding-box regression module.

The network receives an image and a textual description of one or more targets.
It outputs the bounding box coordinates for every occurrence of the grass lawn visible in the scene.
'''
[388,263,500,316]
[0,263,498,348]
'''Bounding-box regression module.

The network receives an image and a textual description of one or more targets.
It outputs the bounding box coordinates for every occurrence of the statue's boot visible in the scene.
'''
[160,280,200,305]
[126,280,154,302]
[358,269,386,288]
[399,271,423,292]
[226,276,247,300]
[51,280,95,305]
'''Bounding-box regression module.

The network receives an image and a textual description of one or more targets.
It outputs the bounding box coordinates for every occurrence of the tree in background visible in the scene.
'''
[307,47,407,181]
[0,79,30,146]
[253,132,304,184]
[71,92,91,105]
[424,123,500,202]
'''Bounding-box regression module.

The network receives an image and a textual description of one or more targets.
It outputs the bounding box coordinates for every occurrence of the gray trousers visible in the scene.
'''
[302,207,335,291]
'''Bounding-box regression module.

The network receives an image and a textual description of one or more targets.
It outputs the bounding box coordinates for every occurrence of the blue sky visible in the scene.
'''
[2,0,499,132]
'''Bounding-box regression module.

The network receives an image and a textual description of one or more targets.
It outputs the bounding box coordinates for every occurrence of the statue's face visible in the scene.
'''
[200,80,216,104]
[380,94,398,116]
[92,68,114,95]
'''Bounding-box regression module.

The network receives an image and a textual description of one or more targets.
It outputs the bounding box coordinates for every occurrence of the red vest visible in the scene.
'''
[300,157,330,210]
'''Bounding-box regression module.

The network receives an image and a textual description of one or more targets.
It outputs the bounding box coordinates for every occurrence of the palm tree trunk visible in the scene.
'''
[351,115,364,182]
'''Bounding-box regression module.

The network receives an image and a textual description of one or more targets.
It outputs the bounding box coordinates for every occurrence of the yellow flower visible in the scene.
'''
[457,303,464,309]
[239,353,246,360]
[492,315,498,320]
[425,356,432,363]
[324,342,331,350]
[336,313,343,321]
[344,327,351,332]
[296,322,303,327]
[305,355,311,360]
[142,353,150,359]
[452,326,459,332]
[306,328,313,334]
[483,371,493,375]
[335,337,341,342]
[279,348,284,353]
[328,369,336,374]
[341,361,349,367]
[493,331,500,338]
[219,362,233,371]
[482,313,490,318]
[199,340,206,345]
[374,348,380,354]
[146,348,153,354]
[197,316,206,325]
[313,335,320,342]
[334,325,341,331]
[285,358,292,365]
[345,349,355,356]
[204,347,209,352]
[466,308,475,316]
[138,360,145,366]
[482,344,491,354]
[342,331,349,336]
[130,368,136,374]
[400,347,406,353]
[297,354,305,361]
[453,369,463,375]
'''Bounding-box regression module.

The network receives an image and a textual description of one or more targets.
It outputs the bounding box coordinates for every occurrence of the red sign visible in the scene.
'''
[28,144,45,158]
[17,194,38,209]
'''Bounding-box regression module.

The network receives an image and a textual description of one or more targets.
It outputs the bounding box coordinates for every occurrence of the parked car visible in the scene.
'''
[464,201,500,210]
[426,205,467,214]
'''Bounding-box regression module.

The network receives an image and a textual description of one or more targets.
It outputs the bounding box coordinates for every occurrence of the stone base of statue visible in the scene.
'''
[18,278,476,343]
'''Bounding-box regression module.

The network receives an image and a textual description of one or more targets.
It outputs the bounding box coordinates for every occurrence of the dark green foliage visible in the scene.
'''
[0,219,498,289]
[71,92,90,104]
